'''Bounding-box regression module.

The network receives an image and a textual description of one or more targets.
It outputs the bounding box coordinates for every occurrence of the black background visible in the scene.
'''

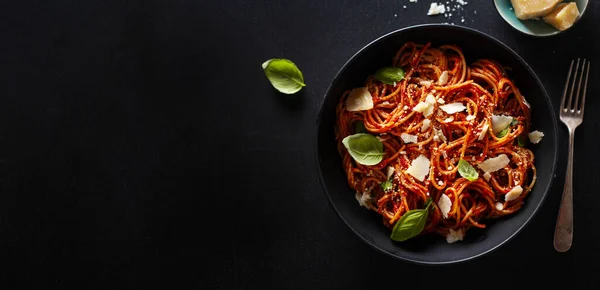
[1,0,599,288]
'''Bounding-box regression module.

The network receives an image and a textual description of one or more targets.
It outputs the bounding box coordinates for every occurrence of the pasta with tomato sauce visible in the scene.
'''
[335,42,543,243]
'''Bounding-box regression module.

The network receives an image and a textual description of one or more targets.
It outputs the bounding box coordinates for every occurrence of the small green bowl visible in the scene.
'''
[494,0,589,37]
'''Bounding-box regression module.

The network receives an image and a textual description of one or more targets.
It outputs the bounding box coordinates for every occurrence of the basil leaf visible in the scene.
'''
[458,159,478,181]
[342,133,384,166]
[511,118,518,126]
[390,199,432,242]
[374,67,405,85]
[262,59,306,94]
[380,179,392,192]
[354,121,367,134]
[518,135,527,147]
[496,127,509,138]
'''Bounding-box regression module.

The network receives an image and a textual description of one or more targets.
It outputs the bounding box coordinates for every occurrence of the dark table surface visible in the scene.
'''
[2,0,600,288]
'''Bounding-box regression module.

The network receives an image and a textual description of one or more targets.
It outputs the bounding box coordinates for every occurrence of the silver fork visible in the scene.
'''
[554,58,590,252]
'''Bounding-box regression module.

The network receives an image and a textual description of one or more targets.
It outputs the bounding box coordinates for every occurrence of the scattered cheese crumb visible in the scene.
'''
[477,154,510,173]
[495,202,504,211]
[466,115,475,121]
[433,127,447,142]
[440,103,466,114]
[406,154,431,182]
[446,228,464,243]
[505,185,523,201]
[438,193,452,219]
[444,116,454,123]
[400,151,407,155]
[403,105,409,110]
[401,133,418,144]
[437,98,445,104]
[438,180,443,186]
[427,2,446,15]
[421,119,431,132]
[528,130,544,144]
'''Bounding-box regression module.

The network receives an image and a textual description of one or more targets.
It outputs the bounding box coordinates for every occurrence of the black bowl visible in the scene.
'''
[315,24,559,265]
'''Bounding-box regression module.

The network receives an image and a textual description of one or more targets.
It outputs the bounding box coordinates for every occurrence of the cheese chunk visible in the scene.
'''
[406,154,430,182]
[440,103,466,114]
[446,228,464,243]
[421,119,431,132]
[438,194,452,219]
[543,2,580,31]
[401,133,418,144]
[345,87,374,111]
[491,115,513,134]
[528,130,545,144]
[510,0,562,20]
[477,154,510,173]
[505,185,524,201]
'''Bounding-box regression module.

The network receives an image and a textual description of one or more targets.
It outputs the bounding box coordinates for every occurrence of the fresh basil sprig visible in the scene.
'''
[262,59,306,94]
[342,133,384,166]
[380,179,392,192]
[390,198,432,242]
[458,159,478,181]
[496,127,510,138]
[518,135,527,147]
[373,67,405,85]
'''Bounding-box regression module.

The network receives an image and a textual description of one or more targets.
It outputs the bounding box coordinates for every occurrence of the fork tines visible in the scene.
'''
[560,58,590,115]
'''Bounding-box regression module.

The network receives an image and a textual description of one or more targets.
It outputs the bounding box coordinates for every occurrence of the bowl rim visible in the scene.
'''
[493,0,589,37]
[314,23,559,265]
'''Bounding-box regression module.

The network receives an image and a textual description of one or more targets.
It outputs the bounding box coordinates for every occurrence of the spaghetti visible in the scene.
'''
[335,42,539,243]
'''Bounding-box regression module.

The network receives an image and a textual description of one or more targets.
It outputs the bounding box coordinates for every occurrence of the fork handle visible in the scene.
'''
[554,130,574,252]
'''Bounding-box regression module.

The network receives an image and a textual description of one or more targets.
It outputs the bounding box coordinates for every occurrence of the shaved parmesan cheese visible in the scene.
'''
[444,116,454,123]
[528,130,544,144]
[438,193,452,219]
[406,154,430,182]
[345,87,374,111]
[491,115,513,134]
[446,228,464,243]
[466,115,475,121]
[438,71,449,85]
[505,186,523,201]
[420,80,432,87]
[483,172,491,181]
[440,103,466,114]
[437,98,445,104]
[477,154,510,173]
[495,202,504,211]
[413,101,434,117]
[433,127,447,143]
[426,94,436,104]
[421,119,431,132]
[413,102,429,113]
[401,133,418,144]
[386,166,395,179]
[478,123,489,141]
[355,191,370,208]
